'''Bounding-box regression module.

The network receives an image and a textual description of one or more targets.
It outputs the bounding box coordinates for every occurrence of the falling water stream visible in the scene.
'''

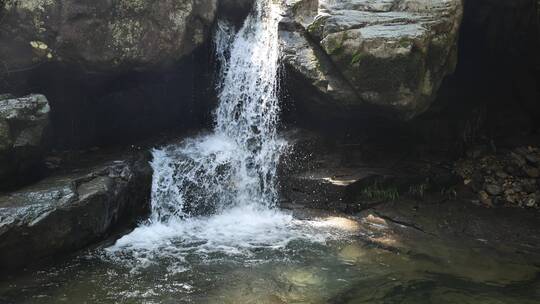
[1,1,539,303]
[102,0,332,271]
[149,0,286,221]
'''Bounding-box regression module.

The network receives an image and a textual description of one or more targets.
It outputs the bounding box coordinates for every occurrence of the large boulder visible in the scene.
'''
[0,94,50,188]
[0,0,218,73]
[280,0,463,120]
[0,154,152,271]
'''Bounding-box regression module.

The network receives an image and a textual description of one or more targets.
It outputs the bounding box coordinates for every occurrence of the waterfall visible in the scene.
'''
[105,1,308,269]
[149,0,286,221]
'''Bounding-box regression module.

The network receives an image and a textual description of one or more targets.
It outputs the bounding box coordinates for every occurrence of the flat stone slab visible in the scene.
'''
[0,154,151,271]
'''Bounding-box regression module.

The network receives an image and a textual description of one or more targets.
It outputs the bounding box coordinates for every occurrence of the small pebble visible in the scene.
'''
[479,191,493,207]
[525,167,539,178]
[485,184,502,196]
[495,171,508,179]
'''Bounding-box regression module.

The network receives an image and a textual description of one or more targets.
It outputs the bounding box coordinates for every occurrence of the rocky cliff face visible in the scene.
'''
[280,0,463,120]
[0,0,217,73]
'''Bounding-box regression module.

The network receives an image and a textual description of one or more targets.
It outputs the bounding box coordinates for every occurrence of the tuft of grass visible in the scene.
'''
[440,187,458,199]
[325,32,348,56]
[350,52,365,65]
[399,37,411,48]
[362,182,400,201]
[408,182,429,198]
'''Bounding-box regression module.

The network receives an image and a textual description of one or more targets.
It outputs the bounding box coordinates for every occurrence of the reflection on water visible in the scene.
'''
[1,212,538,304]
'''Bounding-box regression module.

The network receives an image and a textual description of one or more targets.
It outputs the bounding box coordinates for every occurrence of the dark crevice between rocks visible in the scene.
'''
[2,42,219,150]
[423,0,539,136]
[0,38,220,192]
[218,0,255,27]
[371,210,436,236]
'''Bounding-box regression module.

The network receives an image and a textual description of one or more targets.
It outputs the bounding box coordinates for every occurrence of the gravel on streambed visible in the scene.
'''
[455,145,540,209]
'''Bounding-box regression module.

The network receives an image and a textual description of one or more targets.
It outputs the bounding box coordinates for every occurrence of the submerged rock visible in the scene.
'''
[0,0,217,73]
[0,94,50,188]
[279,0,463,120]
[0,154,152,271]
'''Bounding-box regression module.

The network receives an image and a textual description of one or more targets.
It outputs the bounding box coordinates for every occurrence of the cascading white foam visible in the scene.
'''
[215,1,285,208]
[148,0,286,221]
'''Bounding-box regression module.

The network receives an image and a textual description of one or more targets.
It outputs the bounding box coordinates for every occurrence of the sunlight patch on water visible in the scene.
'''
[313,216,361,232]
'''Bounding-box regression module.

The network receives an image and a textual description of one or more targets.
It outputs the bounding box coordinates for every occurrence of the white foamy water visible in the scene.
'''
[105,0,350,270]
[148,0,286,221]
[106,205,347,272]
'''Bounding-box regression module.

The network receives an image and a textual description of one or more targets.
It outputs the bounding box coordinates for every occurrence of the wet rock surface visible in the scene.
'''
[0,152,152,271]
[0,94,50,188]
[280,129,540,211]
[279,129,459,213]
[279,0,463,120]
